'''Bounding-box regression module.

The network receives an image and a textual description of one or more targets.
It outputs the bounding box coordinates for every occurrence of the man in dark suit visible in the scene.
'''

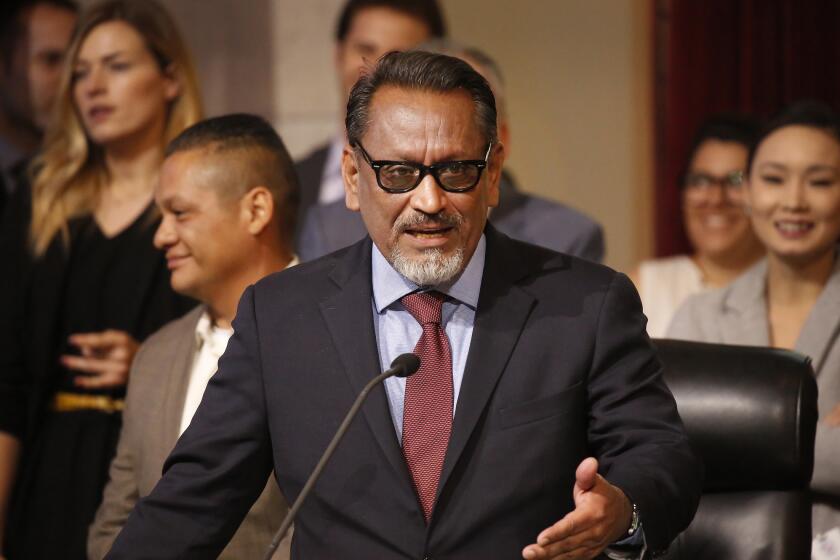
[298,40,605,262]
[107,51,700,560]
[294,0,445,239]
[0,0,77,217]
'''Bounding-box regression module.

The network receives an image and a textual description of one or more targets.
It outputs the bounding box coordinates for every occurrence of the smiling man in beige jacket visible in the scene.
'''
[88,114,300,560]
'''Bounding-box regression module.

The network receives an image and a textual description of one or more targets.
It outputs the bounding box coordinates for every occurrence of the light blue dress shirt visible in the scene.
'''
[368,234,644,554]
[371,236,485,443]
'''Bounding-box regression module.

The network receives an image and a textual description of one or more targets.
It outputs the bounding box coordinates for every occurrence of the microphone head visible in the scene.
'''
[391,353,420,378]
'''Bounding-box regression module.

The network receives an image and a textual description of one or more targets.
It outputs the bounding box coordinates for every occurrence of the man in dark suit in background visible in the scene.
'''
[298,40,605,262]
[107,51,700,560]
[0,0,76,217]
[293,0,445,239]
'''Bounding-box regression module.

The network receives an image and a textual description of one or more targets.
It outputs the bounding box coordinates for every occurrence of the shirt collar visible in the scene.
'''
[194,310,233,353]
[371,235,486,313]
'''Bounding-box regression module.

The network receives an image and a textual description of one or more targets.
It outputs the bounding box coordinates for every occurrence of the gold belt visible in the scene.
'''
[51,392,125,414]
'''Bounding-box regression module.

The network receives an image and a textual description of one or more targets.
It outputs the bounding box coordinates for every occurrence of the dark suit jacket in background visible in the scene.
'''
[107,226,701,559]
[88,306,291,560]
[296,170,605,262]
[293,143,330,243]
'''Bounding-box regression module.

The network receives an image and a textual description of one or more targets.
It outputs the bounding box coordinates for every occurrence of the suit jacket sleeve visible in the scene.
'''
[588,273,702,552]
[87,344,150,559]
[570,221,605,263]
[105,286,273,559]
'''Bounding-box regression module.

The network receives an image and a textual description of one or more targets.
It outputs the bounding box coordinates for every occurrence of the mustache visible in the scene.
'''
[394,212,463,232]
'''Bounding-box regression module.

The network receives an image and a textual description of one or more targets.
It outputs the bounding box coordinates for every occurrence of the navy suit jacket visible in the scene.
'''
[107,226,700,559]
[297,171,605,262]
[292,143,330,244]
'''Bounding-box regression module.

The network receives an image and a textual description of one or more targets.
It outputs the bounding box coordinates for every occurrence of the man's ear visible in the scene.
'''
[485,142,506,209]
[342,145,361,212]
[241,186,275,235]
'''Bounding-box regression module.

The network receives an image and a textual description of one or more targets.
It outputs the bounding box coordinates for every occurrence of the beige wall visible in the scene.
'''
[441,0,654,271]
[79,0,653,270]
[267,0,654,271]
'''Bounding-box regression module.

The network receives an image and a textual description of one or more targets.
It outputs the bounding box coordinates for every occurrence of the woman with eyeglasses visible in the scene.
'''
[669,100,840,537]
[0,1,202,557]
[629,115,764,337]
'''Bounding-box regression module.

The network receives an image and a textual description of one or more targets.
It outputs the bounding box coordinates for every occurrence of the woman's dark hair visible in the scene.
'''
[681,114,759,186]
[747,100,840,172]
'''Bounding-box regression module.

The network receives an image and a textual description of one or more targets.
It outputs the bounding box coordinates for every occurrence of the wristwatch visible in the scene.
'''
[627,502,641,537]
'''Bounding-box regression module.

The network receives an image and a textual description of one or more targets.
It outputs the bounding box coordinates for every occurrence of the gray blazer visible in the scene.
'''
[668,258,840,534]
[296,173,605,263]
[87,306,291,559]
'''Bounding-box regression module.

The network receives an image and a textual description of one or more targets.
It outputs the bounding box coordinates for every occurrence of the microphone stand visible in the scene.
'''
[262,354,419,560]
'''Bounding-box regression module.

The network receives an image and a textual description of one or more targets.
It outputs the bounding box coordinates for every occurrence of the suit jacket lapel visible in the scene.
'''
[159,307,204,454]
[318,239,416,494]
[718,260,771,346]
[436,227,537,504]
[796,258,840,376]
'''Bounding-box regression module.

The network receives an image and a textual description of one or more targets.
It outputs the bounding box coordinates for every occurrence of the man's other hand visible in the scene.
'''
[522,457,632,560]
[61,330,140,389]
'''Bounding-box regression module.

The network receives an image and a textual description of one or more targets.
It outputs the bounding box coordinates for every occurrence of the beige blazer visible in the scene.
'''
[87,306,291,559]
[668,258,840,535]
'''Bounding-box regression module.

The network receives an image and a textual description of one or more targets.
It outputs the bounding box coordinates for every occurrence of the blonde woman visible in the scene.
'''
[0,1,201,558]
[669,101,840,538]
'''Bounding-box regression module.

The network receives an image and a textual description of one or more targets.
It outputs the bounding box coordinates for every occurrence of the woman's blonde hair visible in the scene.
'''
[29,0,203,256]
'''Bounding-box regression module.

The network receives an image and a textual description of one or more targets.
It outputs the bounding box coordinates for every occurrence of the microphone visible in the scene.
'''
[262,353,420,559]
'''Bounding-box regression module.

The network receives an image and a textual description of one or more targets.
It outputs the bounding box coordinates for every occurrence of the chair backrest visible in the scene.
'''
[654,339,818,560]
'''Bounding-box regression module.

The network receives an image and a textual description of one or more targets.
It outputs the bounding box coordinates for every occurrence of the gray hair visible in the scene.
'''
[417,39,507,119]
[345,50,498,147]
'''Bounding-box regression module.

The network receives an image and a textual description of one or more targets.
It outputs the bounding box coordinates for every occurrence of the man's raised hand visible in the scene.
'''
[522,457,633,560]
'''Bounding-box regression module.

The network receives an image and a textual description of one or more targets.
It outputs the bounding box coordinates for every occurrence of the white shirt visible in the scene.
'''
[638,255,706,338]
[178,257,299,435]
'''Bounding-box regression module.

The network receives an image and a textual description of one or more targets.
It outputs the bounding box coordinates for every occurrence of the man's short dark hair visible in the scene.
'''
[335,0,446,42]
[0,0,78,70]
[345,50,497,148]
[166,113,300,242]
[747,100,840,172]
[680,114,759,186]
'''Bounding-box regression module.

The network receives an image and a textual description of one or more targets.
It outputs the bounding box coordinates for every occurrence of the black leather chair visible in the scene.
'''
[654,339,818,560]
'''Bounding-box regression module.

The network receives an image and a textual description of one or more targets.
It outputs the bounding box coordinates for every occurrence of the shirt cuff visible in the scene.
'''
[605,525,647,560]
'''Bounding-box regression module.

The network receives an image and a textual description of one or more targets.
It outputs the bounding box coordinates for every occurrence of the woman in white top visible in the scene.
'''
[669,100,840,536]
[631,115,765,337]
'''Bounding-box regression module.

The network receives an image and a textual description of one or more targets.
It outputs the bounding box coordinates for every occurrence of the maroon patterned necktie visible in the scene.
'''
[400,291,453,522]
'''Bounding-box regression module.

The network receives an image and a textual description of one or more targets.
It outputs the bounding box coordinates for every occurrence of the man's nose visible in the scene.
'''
[153,215,176,250]
[409,174,447,215]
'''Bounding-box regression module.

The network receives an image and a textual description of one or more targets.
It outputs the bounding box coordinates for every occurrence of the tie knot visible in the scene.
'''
[401,291,445,325]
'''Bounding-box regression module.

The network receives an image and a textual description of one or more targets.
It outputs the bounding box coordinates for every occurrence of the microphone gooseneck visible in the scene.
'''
[262,353,420,560]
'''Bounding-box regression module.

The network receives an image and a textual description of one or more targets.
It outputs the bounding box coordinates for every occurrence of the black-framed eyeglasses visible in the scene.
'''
[354,141,492,193]
[683,170,746,205]
[683,170,745,190]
